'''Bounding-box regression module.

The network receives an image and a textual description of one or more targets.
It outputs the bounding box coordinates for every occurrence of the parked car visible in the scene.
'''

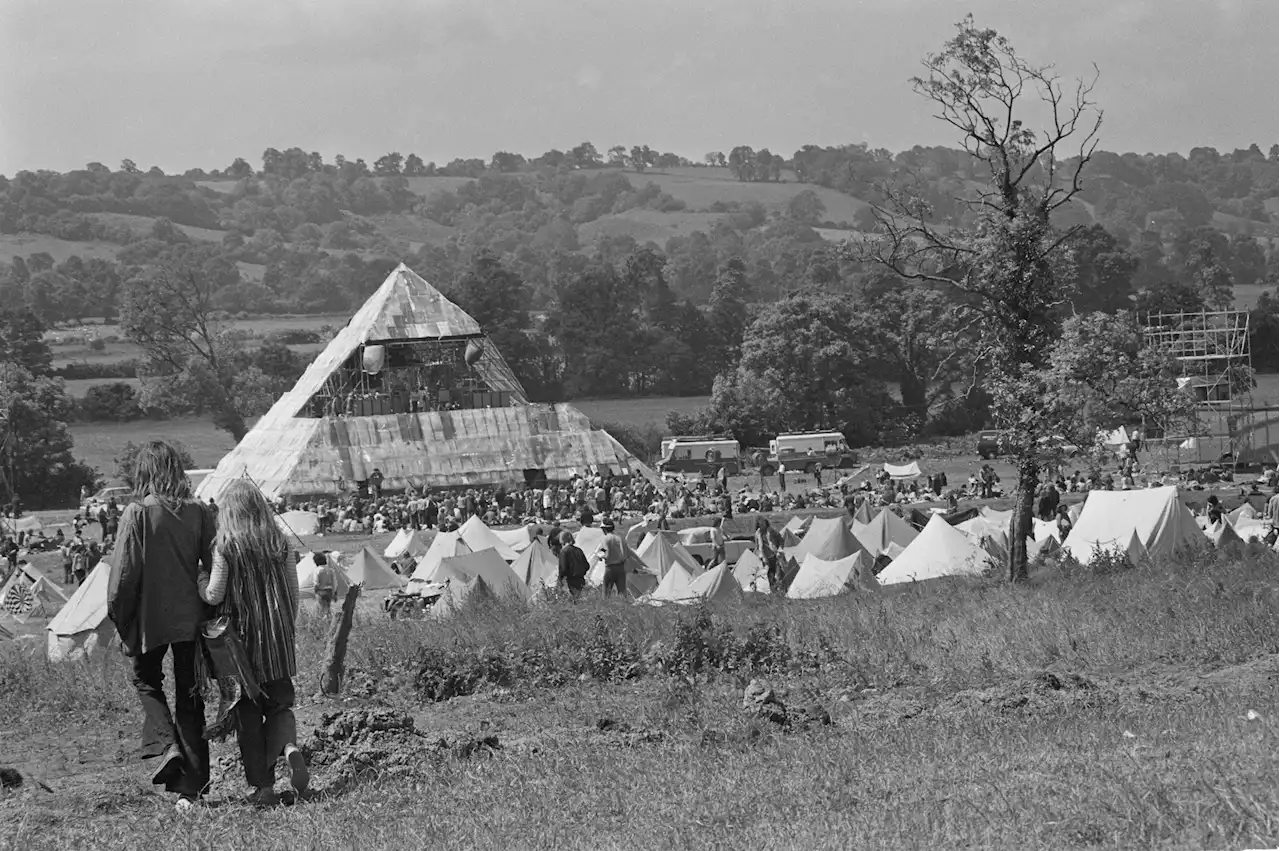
[82,486,132,517]
[978,430,1080,460]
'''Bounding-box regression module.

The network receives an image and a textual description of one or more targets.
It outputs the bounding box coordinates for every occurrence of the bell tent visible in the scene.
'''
[345,547,407,591]
[877,515,992,585]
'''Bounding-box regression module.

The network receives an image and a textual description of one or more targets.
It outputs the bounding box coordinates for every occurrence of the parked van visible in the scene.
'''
[761,431,858,476]
[657,436,741,477]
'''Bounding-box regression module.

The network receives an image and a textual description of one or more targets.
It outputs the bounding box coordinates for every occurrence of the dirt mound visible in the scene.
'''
[742,679,832,730]
[301,708,435,783]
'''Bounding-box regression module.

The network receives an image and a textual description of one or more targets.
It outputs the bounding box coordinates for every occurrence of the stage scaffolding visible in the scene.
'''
[1141,309,1275,471]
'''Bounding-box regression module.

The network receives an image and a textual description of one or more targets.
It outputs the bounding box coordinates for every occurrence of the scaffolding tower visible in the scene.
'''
[1141,309,1275,470]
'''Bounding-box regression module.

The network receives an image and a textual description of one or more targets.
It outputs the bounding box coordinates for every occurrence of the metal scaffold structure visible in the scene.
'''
[1141,308,1276,470]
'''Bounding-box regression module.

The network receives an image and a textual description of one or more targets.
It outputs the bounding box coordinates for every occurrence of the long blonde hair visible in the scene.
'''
[214,479,289,571]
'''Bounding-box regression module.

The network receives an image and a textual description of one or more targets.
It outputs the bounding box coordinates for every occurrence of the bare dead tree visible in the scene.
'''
[846,16,1103,580]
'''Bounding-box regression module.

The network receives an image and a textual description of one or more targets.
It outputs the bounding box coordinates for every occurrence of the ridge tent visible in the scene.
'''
[585,547,657,596]
[458,516,518,562]
[431,574,493,618]
[1228,504,1258,524]
[1,563,69,622]
[639,562,696,605]
[492,525,535,554]
[852,501,874,525]
[790,516,867,563]
[1028,534,1060,560]
[346,547,407,591]
[1032,518,1061,542]
[573,526,607,564]
[411,531,472,582]
[639,533,703,580]
[1208,519,1245,549]
[47,560,114,661]
[783,516,812,536]
[1061,486,1203,564]
[276,510,321,538]
[434,548,528,601]
[853,509,919,557]
[512,540,560,593]
[297,552,350,599]
[635,530,681,555]
[384,528,428,559]
[1231,520,1268,542]
[731,549,771,593]
[780,527,803,548]
[979,506,1014,524]
[884,461,922,479]
[787,551,879,599]
[877,515,992,585]
[644,563,743,606]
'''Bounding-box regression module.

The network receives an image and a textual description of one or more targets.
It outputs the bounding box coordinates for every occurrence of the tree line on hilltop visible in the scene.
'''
[0,35,1277,516]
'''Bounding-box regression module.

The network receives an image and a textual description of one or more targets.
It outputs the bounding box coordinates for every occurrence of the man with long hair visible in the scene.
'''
[108,440,214,810]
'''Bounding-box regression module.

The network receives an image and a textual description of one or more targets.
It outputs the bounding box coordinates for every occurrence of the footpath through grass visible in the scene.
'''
[1,544,1276,849]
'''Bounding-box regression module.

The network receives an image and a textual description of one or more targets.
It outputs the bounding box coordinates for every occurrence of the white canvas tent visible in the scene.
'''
[731,548,771,593]
[276,510,321,537]
[431,548,528,601]
[884,461,922,479]
[384,528,428,559]
[788,517,867,563]
[512,539,560,592]
[1061,486,1203,564]
[787,551,879,599]
[345,547,408,591]
[639,533,702,579]
[410,531,473,582]
[1,563,69,622]
[643,563,742,606]
[492,525,535,554]
[877,515,992,585]
[47,560,114,661]
[458,516,518,562]
[853,509,919,557]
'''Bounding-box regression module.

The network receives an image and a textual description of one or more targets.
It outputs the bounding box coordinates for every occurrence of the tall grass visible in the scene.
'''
[1,545,1274,850]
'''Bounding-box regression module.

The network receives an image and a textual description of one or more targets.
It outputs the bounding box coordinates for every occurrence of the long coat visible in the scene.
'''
[108,497,215,656]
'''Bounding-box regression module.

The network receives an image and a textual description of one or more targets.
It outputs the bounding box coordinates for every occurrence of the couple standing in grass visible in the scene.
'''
[107,440,308,810]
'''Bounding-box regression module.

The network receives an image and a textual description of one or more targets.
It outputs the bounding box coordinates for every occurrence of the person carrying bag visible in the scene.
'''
[197,479,308,807]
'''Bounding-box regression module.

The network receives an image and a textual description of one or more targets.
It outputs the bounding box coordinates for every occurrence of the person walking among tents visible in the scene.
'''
[777,465,787,493]
[600,520,627,596]
[313,555,336,617]
[754,517,782,587]
[197,478,309,807]
[107,440,215,810]
[557,531,589,596]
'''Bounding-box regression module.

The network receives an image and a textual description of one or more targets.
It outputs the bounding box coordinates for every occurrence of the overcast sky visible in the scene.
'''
[1,0,1275,174]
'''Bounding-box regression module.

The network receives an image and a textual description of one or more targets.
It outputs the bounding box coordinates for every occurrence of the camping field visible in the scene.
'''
[0,531,1276,849]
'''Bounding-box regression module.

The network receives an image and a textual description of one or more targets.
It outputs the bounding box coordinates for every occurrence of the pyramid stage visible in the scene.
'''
[195,263,651,501]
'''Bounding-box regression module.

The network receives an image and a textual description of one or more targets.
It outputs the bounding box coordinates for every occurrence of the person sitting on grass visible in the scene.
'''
[198,478,308,807]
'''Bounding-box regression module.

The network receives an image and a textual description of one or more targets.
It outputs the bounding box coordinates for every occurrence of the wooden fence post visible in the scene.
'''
[320,585,361,696]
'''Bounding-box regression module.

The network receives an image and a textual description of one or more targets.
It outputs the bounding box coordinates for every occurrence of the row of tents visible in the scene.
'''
[17,486,1268,660]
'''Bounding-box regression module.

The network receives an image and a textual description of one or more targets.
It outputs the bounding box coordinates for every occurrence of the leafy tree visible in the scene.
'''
[120,159,139,174]
[607,146,628,167]
[707,258,751,371]
[114,440,195,490]
[78,382,147,422]
[489,151,526,173]
[786,189,827,225]
[1248,289,1279,373]
[403,153,427,175]
[706,294,887,446]
[856,275,977,418]
[373,152,404,175]
[85,162,110,174]
[704,152,726,167]
[0,364,98,510]
[227,157,253,179]
[120,262,260,441]
[629,145,655,173]
[1133,278,1206,316]
[1040,311,1197,463]
[546,264,641,397]
[850,16,1103,580]
[570,142,602,168]
[1060,224,1138,313]
[727,146,756,181]
[0,308,53,375]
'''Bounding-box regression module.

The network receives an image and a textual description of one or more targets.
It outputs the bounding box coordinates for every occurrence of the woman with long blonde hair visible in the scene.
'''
[198,478,307,806]
[108,440,214,810]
